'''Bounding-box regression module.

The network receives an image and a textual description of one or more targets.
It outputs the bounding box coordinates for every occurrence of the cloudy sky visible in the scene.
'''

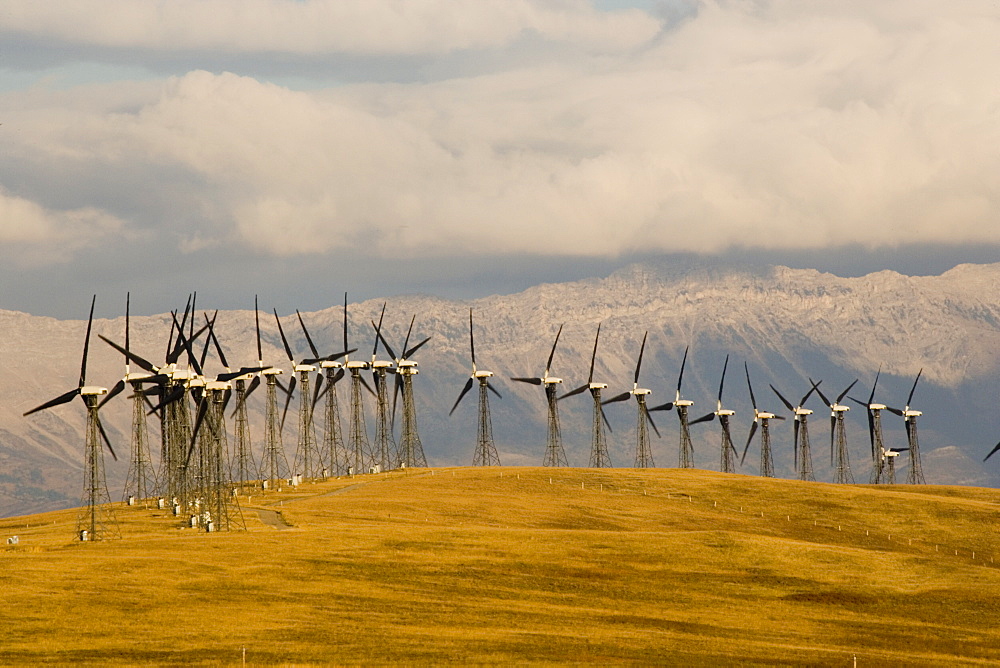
[1,0,998,318]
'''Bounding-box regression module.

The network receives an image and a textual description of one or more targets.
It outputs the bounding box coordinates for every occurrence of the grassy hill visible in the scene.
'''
[2,467,1000,665]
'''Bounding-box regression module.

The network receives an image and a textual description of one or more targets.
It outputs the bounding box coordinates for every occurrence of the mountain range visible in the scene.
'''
[3,260,1000,517]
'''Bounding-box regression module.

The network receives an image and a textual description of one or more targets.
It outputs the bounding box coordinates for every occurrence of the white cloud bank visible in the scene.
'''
[1,0,999,263]
[0,0,660,55]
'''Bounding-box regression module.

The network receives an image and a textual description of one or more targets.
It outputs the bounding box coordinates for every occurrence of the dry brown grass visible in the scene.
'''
[2,467,1000,666]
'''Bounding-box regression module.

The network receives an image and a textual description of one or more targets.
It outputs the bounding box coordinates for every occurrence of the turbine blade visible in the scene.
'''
[836,379,859,405]
[373,320,398,361]
[487,382,502,399]
[558,385,589,401]
[296,309,321,359]
[741,421,758,465]
[770,384,794,413]
[644,405,661,438]
[907,369,923,407]
[244,298,257,367]
[97,379,126,410]
[810,378,832,408]
[545,324,563,376]
[273,309,295,363]
[648,401,674,412]
[404,337,431,359]
[360,375,376,397]
[601,392,632,405]
[867,365,881,405]
[98,335,158,374]
[511,377,544,386]
[676,345,689,394]
[96,415,117,462]
[588,323,601,384]
[799,381,820,408]
[985,440,1000,462]
[634,331,648,386]
[23,388,80,416]
[401,314,415,359]
[79,294,96,387]
[885,406,904,417]
[689,412,716,426]
[717,354,729,402]
[468,308,476,370]
[600,404,613,433]
[830,415,836,466]
[793,419,800,471]
[207,312,230,370]
[744,362,757,410]
[450,378,475,415]
[371,302,387,360]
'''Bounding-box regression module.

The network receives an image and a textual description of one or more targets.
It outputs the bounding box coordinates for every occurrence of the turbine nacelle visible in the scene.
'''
[320,360,343,369]
[262,367,284,376]
[589,382,608,390]
[904,409,922,418]
[474,370,494,379]
[543,377,563,385]
[80,386,108,397]
[717,409,736,417]
[633,388,651,396]
[674,399,694,407]
[294,364,317,373]
[831,404,850,413]
[346,361,369,370]
[125,371,152,383]
[794,407,814,417]
[371,360,393,370]
[206,380,230,392]
[869,403,886,411]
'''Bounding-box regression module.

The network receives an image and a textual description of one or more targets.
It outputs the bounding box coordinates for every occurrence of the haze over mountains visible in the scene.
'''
[3,261,1000,517]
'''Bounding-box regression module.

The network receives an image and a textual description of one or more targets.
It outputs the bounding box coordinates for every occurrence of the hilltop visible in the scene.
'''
[4,260,1000,517]
[3,467,1000,665]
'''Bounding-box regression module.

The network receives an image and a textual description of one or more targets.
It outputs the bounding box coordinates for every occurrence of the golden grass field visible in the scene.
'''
[2,467,1000,666]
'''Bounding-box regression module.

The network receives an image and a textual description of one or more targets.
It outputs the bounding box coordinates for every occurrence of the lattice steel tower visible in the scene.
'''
[690,356,737,473]
[901,370,926,485]
[261,369,291,488]
[452,309,502,466]
[320,361,350,475]
[742,362,784,478]
[560,324,612,468]
[512,324,567,467]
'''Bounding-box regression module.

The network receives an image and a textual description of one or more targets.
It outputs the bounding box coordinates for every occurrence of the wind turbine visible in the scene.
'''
[369,305,397,472]
[689,355,737,473]
[848,367,894,484]
[511,324,568,467]
[343,293,374,473]
[770,381,821,481]
[602,332,660,468]
[646,346,694,468]
[450,308,502,466]
[889,370,926,485]
[101,293,157,505]
[272,308,324,480]
[24,296,120,541]
[741,362,785,478]
[811,377,859,484]
[295,309,354,477]
[559,323,612,468]
[375,314,431,468]
[184,312,246,531]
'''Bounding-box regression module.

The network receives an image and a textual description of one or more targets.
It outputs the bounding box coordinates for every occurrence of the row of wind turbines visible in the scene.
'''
[21,294,946,541]
[497,322,928,487]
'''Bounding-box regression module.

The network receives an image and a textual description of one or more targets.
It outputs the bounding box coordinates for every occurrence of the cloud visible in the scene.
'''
[1,1,999,268]
[0,0,661,56]
[0,189,125,265]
